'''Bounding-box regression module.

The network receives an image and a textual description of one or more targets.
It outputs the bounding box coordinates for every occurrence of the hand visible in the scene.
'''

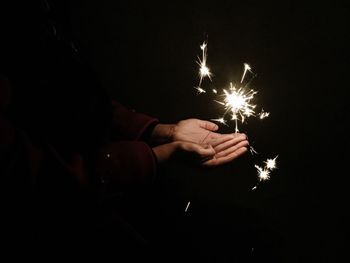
[203,133,249,166]
[152,141,215,164]
[173,118,225,145]
[152,133,249,167]
[151,119,235,146]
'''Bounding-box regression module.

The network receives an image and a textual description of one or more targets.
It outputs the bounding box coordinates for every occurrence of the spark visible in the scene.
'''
[196,41,212,91]
[259,109,270,119]
[194,86,206,94]
[212,88,217,94]
[185,201,191,212]
[253,156,278,187]
[265,155,278,170]
[255,164,271,181]
[241,63,253,83]
[249,145,258,155]
[211,117,228,125]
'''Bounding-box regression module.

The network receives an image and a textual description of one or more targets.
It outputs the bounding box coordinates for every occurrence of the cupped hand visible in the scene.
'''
[172,118,234,145]
[152,141,215,164]
[202,133,249,166]
[152,133,249,167]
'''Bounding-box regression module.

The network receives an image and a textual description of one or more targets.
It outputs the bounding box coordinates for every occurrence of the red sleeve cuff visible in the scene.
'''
[111,101,158,141]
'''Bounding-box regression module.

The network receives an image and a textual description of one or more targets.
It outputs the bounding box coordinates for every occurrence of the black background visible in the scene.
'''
[66,0,350,261]
[6,0,349,261]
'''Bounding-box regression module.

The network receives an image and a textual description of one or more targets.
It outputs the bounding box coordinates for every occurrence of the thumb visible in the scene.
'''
[199,120,219,131]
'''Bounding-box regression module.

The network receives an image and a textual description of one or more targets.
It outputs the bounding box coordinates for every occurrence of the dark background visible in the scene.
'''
[4,0,349,261]
[65,1,349,261]
[68,0,349,261]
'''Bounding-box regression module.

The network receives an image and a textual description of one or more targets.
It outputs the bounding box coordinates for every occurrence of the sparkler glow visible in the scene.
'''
[217,82,258,132]
[192,39,279,195]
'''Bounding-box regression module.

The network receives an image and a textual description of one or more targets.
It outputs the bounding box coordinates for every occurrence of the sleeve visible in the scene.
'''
[110,100,159,141]
[95,141,158,191]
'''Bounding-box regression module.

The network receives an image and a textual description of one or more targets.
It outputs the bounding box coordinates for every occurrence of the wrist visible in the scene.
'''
[152,142,179,164]
[151,124,176,144]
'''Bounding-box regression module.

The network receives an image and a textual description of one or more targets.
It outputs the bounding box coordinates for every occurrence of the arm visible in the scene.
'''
[110,100,159,141]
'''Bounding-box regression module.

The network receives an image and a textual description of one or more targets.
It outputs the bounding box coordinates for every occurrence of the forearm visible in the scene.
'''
[110,100,159,140]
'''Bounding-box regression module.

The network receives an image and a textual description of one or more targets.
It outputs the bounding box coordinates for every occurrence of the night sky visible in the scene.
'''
[7,0,349,261]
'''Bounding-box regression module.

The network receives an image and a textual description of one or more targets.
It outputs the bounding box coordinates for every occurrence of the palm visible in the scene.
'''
[173,119,222,145]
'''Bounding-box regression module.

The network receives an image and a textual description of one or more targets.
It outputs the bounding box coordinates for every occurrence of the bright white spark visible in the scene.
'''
[196,41,212,89]
[255,165,271,181]
[241,63,253,83]
[265,156,278,170]
[185,201,191,212]
[194,86,206,94]
[211,117,228,125]
[212,89,217,94]
[259,109,270,119]
[254,156,278,183]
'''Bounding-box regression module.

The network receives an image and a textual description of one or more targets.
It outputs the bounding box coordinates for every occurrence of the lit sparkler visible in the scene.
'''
[215,82,257,132]
[192,39,279,195]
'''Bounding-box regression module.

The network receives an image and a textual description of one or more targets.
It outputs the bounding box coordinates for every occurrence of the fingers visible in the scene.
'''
[198,144,216,157]
[208,133,236,147]
[199,120,219,131]
[204,132,245,146]
[203,146,248,166]
[180,142,215,158]
[213,134,248,153]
